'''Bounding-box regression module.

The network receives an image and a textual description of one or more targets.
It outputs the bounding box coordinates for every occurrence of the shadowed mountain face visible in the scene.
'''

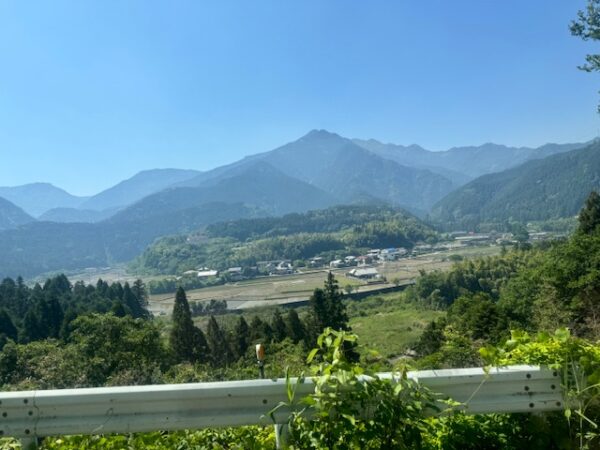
[109,161,338,224]
[0,183,87,217]
[0,197,35,231]
[354,138,588,185]
[0,202,260,278]
[430,141,600,229]
[38,207,118,223]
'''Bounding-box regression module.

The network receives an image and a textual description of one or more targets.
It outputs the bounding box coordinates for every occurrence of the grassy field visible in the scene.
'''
[346,293,444,360]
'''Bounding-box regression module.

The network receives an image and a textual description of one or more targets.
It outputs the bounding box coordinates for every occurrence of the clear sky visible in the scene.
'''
[0,0,598,195]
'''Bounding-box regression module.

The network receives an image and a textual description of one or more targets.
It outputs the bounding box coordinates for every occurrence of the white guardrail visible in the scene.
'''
[1,365,563,449]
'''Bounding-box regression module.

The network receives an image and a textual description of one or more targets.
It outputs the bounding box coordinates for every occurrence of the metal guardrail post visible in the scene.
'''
[275,423,289,449]
[256,343,288,448]
[20,437,38,450]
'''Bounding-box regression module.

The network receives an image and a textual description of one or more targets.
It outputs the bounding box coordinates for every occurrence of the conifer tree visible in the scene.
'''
[323,271,349,331]
[307,272,350,344]
[272,309,288,342]
[231,316,250,359]
[46,295,64,338]
[111,301,127,317]
[206,315,232,366]
[170,287,206,363]
[59,308,78,341]
[132,279,148,306]
[249,315,274,343]
[578,190,600,234]
[307,288,328,344]
[0,309,17,341]
[132,279,150,318]
[22,309,42,342]
[285,309,306,344]
[122,282,147,319]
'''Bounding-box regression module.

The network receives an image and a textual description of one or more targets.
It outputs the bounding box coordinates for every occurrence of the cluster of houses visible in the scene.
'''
[321,247,409,271]
[182,260,295,282]
[181,232,546,282]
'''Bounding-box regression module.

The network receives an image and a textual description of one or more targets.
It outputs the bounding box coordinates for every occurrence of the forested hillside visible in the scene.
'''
[131,205,437,275]
[0,197,35,231]
[430,141,600,229]
[0,202,260,278]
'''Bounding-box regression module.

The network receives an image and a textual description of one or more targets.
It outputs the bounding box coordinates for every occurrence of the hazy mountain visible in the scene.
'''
[180,130,454,210]
[0,202,260,278]
[430,141,600,229]
[0,183,87,217]
[354,138,588,185]
[110,161,338,224]
[0,197,35,231]
[0,162,336,277]
[38,207,118,223]
[79,168,201,212]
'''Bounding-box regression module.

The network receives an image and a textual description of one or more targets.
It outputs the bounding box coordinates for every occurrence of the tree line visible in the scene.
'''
[412,190,600,368]
[168,271,352,366]
[0,275,149,346]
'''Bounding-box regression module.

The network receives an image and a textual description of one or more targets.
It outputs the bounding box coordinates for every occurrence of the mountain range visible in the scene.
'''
[0,129,594,278]
[430,140,600,228]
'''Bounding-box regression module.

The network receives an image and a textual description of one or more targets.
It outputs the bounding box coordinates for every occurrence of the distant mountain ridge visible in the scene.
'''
[176,130,454,211]
[430,140,600,229]
[80,168,201,212]
[354,138,589,183]
[0,129,592,277]
[0,183,87,217]
[0,197,35,231]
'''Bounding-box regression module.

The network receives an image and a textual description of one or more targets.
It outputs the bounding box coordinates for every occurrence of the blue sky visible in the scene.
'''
[0,0,598,195]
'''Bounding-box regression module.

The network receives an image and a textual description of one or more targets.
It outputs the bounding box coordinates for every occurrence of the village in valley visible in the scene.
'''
[146,228,560,315]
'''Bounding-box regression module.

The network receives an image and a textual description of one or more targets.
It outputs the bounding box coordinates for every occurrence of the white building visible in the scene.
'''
[347,267,380,280]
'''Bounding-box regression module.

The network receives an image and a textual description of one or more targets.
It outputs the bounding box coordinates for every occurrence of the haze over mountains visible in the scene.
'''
[0,129,595,278]
[431,140,600,228]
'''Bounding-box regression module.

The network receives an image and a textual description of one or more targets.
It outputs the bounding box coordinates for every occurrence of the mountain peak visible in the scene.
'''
[302,129,343,140]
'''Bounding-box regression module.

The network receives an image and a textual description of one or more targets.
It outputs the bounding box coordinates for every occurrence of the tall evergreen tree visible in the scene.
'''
[110,301,127,317]
[249,315,273,343]
[307,272,350,344]
[21,309,42,342]
[45,295,64,338]
[0,309,17,341]
[231,316,250,359]
[323,271,349,331]
[285,309,306,344]
[122,282,147,319]
[271,309,288,342]
[59,308,78,341]
[132,279,150,318]
[170,287,206,363]
[206,315,232,366]
[579,190,600,234]
[307,288,328,344]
